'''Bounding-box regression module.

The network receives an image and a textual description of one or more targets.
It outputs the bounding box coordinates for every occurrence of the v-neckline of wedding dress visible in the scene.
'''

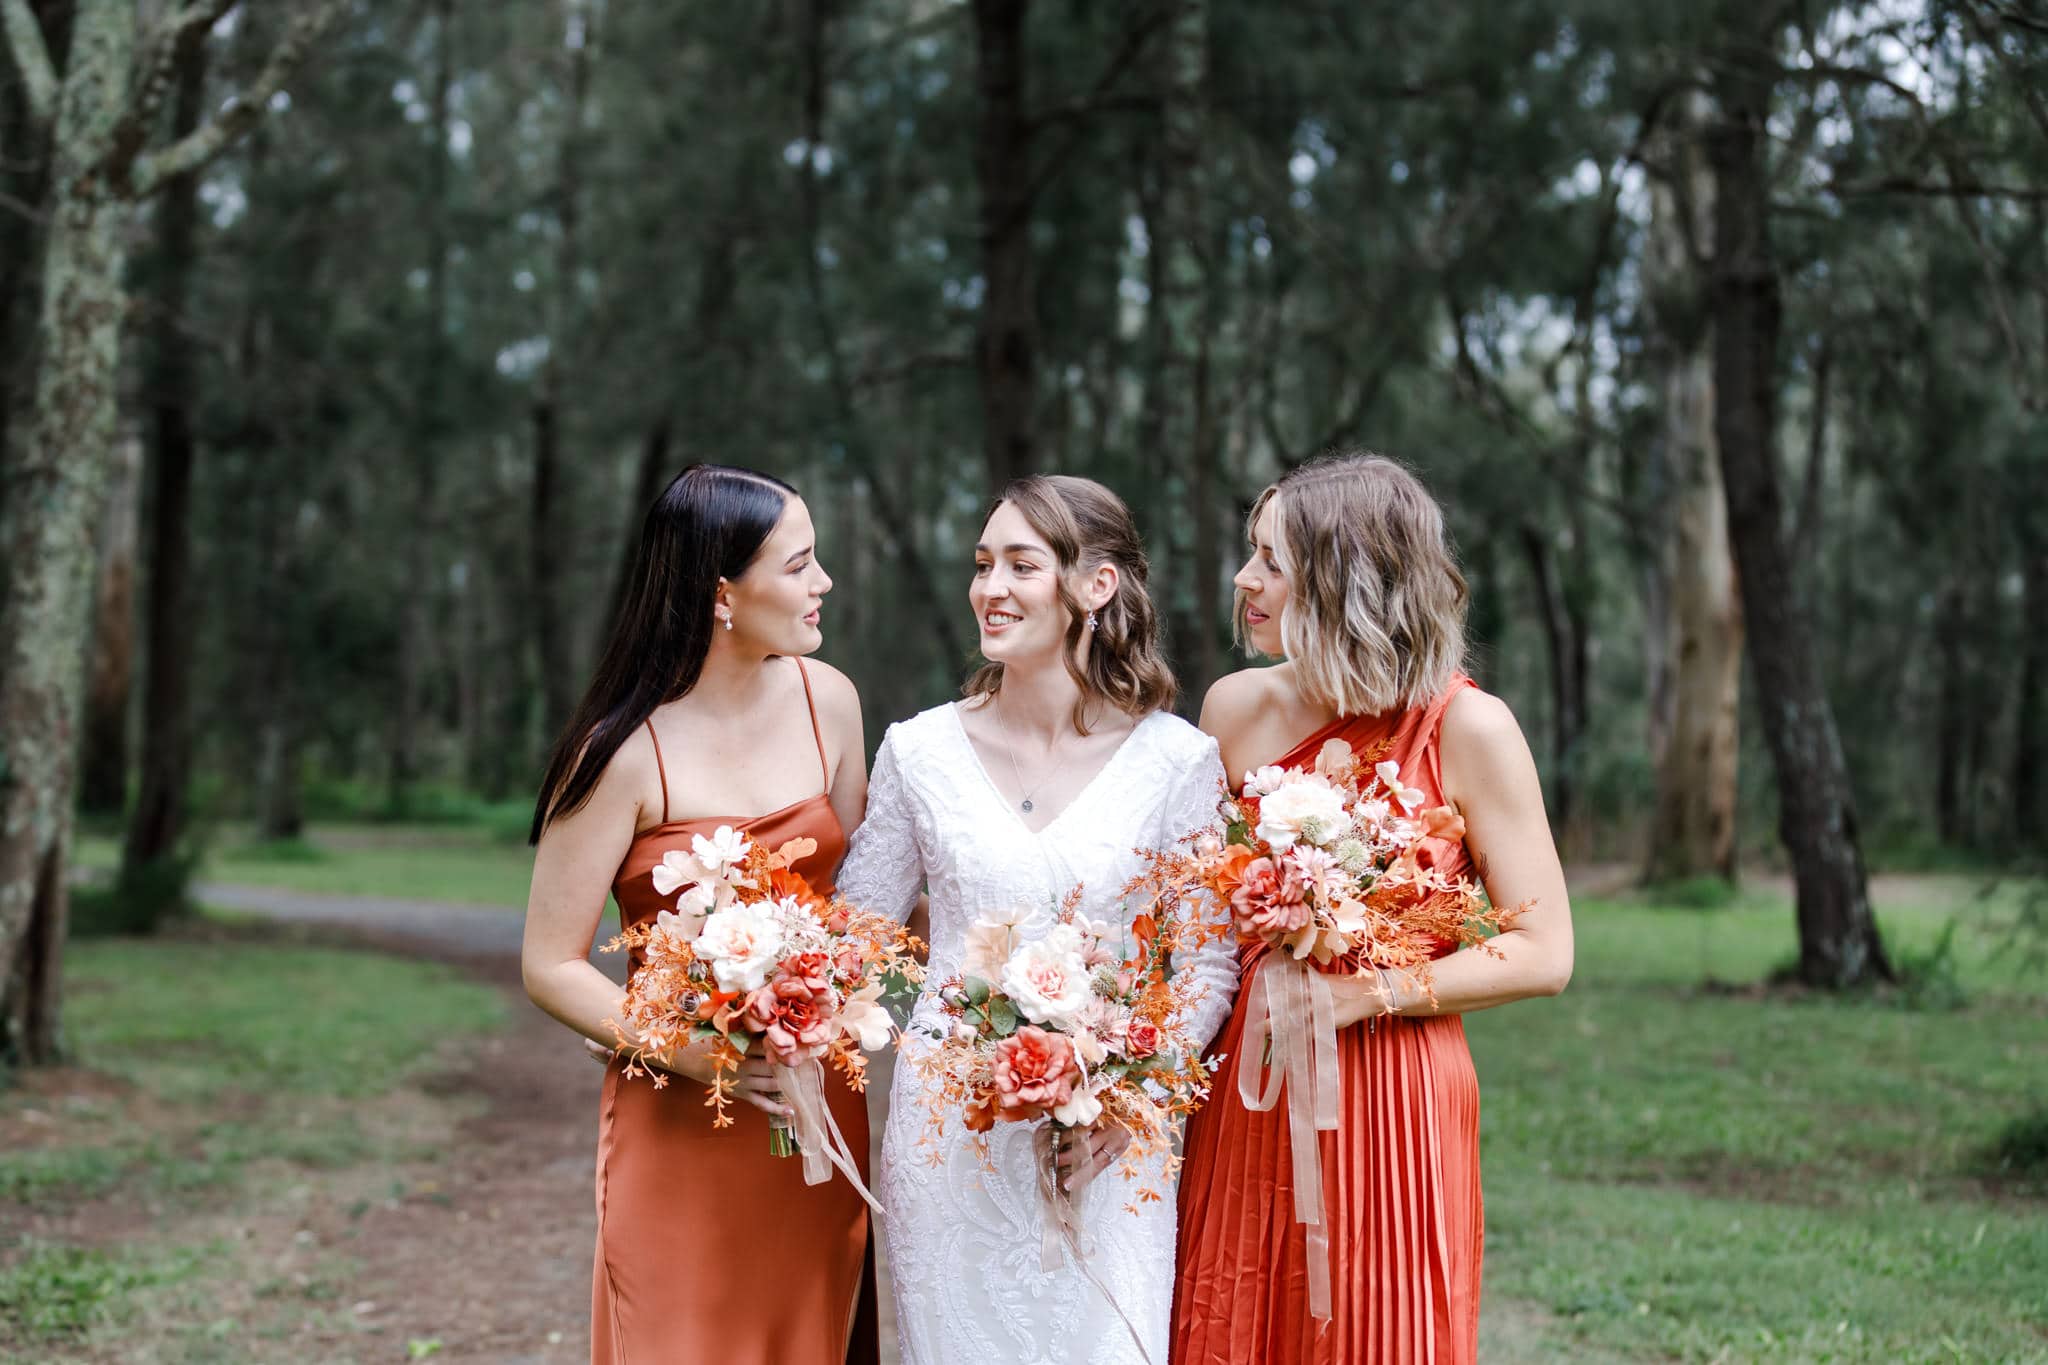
[946,701,1158,839]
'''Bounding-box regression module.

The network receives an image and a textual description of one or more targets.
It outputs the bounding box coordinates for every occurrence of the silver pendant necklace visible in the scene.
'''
[992,691,1077,815]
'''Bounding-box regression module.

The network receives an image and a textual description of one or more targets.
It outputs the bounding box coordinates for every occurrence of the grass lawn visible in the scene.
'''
[74,822,538,908]
[0,933,506,1359]
[1471,887,2048,1363]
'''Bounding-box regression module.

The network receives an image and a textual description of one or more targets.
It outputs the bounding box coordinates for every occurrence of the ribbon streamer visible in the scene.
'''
[1036,1126,1157,1365]
[1236,956,1341,1319]
[773,1059,885,1218]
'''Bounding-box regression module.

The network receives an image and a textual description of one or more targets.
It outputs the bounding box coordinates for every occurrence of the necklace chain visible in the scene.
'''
[992,692,1078,815]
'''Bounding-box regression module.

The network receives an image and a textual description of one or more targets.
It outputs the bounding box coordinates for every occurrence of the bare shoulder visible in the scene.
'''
[547,719,658,835]
[801,657,863,727]
[1199,666,1280,732]
[1439,687,1539,791]
[1441,686,1523,746]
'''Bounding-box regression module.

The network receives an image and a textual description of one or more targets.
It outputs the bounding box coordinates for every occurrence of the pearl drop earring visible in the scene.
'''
[721,612,733,631]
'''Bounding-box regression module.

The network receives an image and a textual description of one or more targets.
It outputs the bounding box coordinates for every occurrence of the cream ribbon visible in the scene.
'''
[1037,1126,1156,1364]
[1237,955,1341,1319]
[772,1059,884,1217]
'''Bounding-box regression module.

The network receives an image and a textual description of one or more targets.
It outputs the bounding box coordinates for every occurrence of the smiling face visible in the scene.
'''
[720,496,831,655]
[1233,494,1289,658]
[971,499,1078,668]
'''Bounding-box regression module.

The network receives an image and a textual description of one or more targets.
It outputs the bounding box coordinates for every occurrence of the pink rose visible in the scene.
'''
[742,971,838,1064]
[1122,1018,1161,1060]
[991,1025,1080,1121]
[1230,856,1310,939]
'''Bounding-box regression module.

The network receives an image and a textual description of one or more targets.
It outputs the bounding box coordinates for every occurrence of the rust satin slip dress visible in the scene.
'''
[591,659,878,1365]
[1172,677,1486,1365]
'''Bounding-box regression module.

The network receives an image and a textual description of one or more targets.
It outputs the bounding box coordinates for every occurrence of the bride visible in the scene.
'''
[836,475,1233,1365]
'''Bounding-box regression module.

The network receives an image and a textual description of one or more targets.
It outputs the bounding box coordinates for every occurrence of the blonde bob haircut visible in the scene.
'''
[964,474,1178,732]
[1244,451,1469,716]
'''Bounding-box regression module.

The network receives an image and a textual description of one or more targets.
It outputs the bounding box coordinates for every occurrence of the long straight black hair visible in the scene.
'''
[528,463,797,844]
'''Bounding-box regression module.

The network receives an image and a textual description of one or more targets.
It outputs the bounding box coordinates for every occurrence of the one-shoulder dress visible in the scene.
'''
[1172,677,1485,1365]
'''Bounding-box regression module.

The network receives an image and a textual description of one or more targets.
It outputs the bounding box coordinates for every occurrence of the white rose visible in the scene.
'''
[1000,928,1093,1028]
[693,901,786,993]
[1255,778,1350,851]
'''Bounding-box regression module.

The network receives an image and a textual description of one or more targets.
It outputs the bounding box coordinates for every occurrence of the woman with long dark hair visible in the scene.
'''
[522,464,876,1365]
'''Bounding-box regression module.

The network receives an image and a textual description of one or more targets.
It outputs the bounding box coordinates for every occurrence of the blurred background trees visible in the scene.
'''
[4,0,2046,1051]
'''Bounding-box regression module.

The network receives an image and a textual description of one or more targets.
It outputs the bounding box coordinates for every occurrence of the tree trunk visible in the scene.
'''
[530,0,592,749]
[78,430,139,813]
[972,0,1035,491]
[1520,522,1588,841]
[391,0,455,809]
[121,32,206,875]
[530,397,571,741]
[1639,89,1742,886]
[1706,51,1890,986]
[2016,528,2048,850]
[0,0,135,1063]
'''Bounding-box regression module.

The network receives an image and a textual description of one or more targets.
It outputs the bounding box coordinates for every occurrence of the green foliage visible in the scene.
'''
[0,1243,203,1344]
[1474,890,2048,1360]
[1638,875,1743,912]
[67,841,204,938]
[1895,917,1970,1012]
[1983,1106,2048,1189]
[62,938,504,1101]
[75,822,536,908]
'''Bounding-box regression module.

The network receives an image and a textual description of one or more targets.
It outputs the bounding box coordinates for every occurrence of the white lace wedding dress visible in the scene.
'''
[836,702,1234,1365]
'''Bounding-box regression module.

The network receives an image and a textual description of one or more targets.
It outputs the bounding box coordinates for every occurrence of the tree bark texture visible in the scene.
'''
[121,32,206,875]
[78,430,139,813]
[0,0,136,1063]
[1707,48,1891,986]
[1642,90,1742,885]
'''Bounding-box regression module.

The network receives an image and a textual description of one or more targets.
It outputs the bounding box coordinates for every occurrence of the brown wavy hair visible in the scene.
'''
[1242,451,1468,715]
[964,475,1177,732]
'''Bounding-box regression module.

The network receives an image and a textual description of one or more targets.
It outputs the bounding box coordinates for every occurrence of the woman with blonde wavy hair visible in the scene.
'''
[836,475,1238,1365]
[1171,452,1574,1365]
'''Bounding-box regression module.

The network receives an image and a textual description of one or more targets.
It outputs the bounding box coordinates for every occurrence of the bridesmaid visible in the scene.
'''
[521,464,877,1365]
[1171,452,1574,1365]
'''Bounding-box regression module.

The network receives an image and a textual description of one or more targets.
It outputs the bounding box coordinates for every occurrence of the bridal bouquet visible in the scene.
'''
[1201,737,1514,990]
[603,824,923,1205]
[913,888,1219,1211]
[1167,736,1518,1319]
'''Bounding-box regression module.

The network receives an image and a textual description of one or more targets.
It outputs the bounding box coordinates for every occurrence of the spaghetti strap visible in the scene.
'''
[643,718,670,823]
[795,658,830,793]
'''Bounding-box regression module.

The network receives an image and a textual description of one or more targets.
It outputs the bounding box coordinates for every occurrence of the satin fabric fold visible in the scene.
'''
[1171,679,1485,1365]
[595,799,877,1365]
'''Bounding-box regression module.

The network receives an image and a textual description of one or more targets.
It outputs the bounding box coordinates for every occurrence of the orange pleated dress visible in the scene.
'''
[1173,677,1485,1365]
[592,661,878,1365]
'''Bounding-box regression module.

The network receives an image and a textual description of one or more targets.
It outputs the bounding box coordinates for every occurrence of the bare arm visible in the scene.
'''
[809,659,870,838]
[1332,689,1574,1026]
[520,734,785,1113]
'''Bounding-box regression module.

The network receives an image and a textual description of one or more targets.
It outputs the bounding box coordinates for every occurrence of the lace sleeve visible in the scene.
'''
[1163,733,1238,1053]
[835,727,926,925]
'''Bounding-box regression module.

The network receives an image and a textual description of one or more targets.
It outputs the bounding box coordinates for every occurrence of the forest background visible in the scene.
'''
[1,2,2045,1360]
